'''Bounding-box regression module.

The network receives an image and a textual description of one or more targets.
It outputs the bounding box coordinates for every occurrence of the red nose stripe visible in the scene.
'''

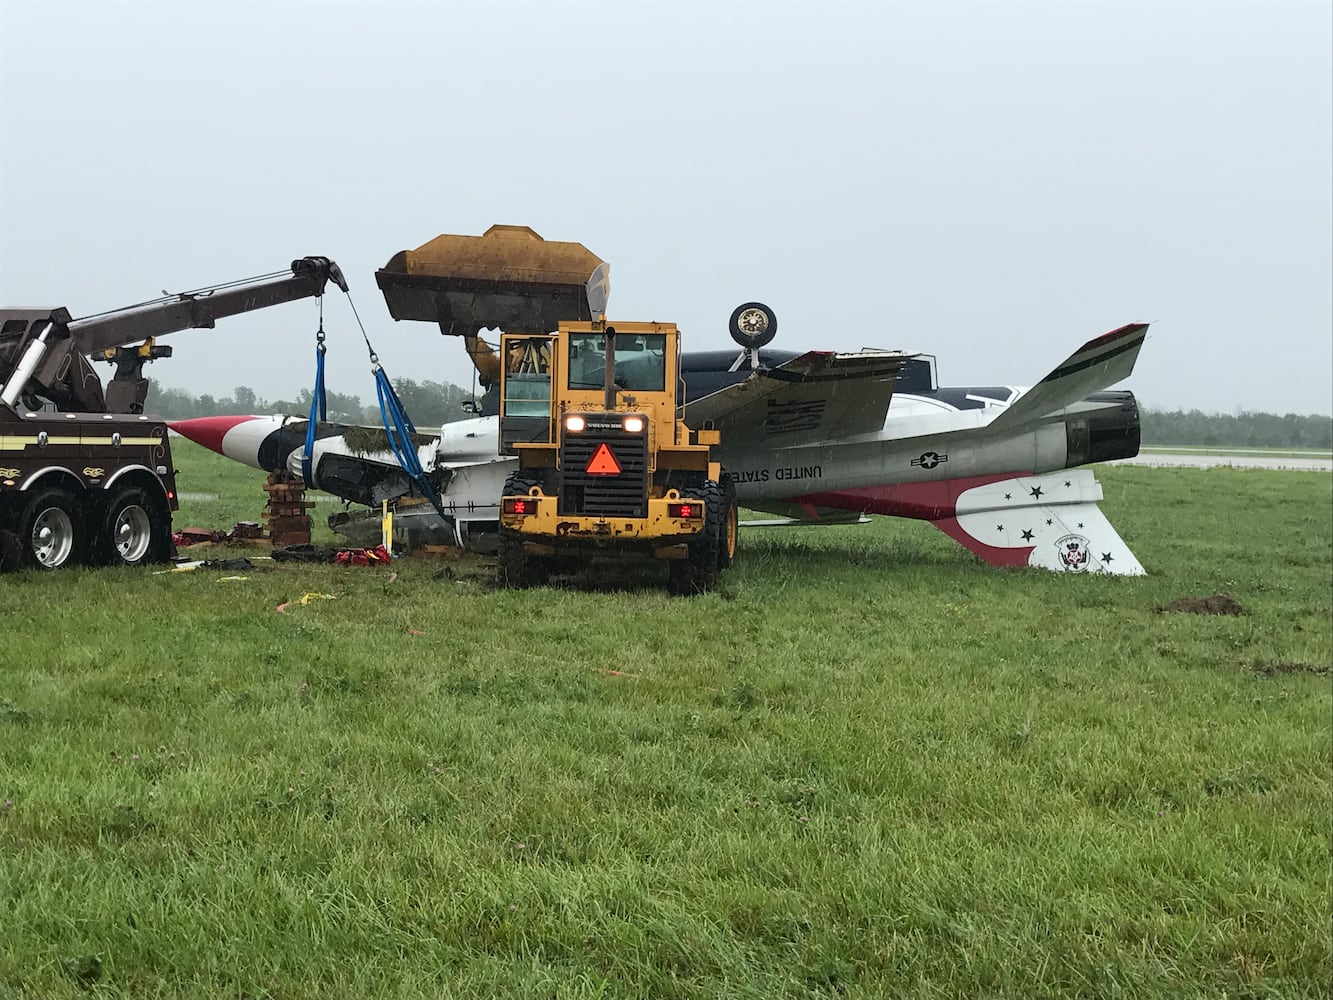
[169,415,259,455]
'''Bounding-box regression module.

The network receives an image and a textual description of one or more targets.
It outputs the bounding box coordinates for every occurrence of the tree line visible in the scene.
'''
[148,379,1332,449]
[1140,408,1331,450]
[146,378,477,427]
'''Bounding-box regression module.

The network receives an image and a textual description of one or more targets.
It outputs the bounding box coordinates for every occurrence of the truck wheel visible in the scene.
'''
[669,479,722,596]
[98,485,171,567]
[16,487,86,570]
[496,473,545,589]
[718,473,739,570]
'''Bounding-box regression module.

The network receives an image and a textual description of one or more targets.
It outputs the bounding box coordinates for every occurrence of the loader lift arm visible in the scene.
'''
[0,256,348,414]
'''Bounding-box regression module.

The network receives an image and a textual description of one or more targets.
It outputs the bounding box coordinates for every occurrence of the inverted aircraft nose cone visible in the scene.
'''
[168,415,260,455]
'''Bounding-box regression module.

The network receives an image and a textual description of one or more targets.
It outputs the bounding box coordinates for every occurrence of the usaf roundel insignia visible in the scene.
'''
[1055,534,1093,572]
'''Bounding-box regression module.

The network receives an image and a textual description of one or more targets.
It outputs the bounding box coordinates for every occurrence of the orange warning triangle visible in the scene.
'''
[585,442,622,476]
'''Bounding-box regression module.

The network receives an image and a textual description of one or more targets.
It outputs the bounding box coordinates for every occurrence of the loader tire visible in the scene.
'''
[669,479,723,596]
[718,472,739,570]
[496,473,546,589]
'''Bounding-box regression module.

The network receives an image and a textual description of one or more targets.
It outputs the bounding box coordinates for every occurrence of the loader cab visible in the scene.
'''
[566,330,668,392]
[498,321,682,457]
[498,334,555,454]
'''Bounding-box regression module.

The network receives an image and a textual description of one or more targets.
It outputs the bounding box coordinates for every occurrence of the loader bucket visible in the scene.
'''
[376,225,606,335]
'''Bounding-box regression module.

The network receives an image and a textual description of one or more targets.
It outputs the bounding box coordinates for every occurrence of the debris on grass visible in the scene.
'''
[1157,593,1245,615]
[271,544,340,563]
[277,592,339,613]
[173,526,226,547]
[335,545,392,566]
[201,558,256,572]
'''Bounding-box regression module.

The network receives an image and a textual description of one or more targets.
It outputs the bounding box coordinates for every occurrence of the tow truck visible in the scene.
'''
[0,257,346,570]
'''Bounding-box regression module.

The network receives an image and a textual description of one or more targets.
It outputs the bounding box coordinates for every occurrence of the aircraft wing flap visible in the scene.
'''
[685,350,906,445]
[985,322,1149,433]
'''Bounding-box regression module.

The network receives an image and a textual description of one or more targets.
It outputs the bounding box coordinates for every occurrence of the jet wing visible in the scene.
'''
[684,350,907,446]
[985,323,1149,433]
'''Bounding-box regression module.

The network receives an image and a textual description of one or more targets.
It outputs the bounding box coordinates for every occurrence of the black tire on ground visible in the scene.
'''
[496,473,546,589]
[718,472,739,570]
[728,302,778,350]
[97,485,172,567]
[668,479,723,596]
[16,486,86,570]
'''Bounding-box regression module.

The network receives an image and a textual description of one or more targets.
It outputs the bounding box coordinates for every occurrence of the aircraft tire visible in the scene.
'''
[15,486,86,570]
[669,479,723,596]
[96,485,172,567]
[496,473,546,589]
[718,472,739,570]
[729,302,778,350]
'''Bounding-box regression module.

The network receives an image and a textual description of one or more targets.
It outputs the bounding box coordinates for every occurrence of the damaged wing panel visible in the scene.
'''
[685,350,907,446]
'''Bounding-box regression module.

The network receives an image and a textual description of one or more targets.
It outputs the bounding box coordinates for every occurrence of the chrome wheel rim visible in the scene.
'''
[737,308,769,336]
[112,504,152,563]
[31,507,74,567]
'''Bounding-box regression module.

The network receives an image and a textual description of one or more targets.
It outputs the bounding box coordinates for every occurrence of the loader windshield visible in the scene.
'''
[567,333,666,391]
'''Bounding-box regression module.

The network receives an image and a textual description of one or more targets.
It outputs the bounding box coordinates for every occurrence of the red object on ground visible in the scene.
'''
[334,545,391,567]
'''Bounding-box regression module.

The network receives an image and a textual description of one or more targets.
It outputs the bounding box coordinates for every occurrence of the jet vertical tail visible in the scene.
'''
[985,323,1149,433]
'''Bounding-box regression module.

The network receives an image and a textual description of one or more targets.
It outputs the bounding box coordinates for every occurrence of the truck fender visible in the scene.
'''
[102,464,171,502]
[17,466,83,491]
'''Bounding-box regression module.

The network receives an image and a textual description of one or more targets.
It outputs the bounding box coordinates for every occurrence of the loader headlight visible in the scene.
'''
[622,415,645,433]
[564,414,586,433]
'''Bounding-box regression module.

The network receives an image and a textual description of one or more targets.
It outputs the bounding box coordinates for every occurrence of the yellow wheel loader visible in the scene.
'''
[376,225,738,594]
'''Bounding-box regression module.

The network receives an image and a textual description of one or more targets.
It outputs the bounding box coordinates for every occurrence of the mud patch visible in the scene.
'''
[1252,661,1329,678]
[1157,593,1245,615]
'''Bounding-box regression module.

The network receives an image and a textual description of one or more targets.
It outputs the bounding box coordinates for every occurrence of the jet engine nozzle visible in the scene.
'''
[1065,391,1140,467]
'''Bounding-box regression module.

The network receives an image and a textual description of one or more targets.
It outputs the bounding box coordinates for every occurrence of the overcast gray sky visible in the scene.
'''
[2,0,1329,416]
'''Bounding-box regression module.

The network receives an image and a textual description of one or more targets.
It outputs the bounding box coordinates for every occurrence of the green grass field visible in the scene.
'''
[2,441,1330,999]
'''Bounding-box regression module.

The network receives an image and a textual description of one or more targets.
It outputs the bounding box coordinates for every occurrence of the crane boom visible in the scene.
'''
[66,256,347,355]
[0,256,347,414]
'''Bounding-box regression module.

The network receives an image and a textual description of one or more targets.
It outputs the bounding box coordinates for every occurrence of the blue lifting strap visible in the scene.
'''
[319,288,457,534]
[372,362,454,525]
[302,326,327,485]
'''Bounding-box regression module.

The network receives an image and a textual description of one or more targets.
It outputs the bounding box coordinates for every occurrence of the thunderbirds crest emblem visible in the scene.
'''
[1055,534,1093,572]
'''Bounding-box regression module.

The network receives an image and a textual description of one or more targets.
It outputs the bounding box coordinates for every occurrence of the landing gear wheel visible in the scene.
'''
[98,485,171,567]
[496,473,547,589]
[669,479,723,596]
[16,487,85,570]
[718,472,739,570]
[728,301,778,350]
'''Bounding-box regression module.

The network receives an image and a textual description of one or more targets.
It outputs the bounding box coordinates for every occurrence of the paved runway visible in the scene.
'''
[1110,451,1332,472]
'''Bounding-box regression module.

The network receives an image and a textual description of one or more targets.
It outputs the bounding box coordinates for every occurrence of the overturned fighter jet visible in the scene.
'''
[173,225,1148,575]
